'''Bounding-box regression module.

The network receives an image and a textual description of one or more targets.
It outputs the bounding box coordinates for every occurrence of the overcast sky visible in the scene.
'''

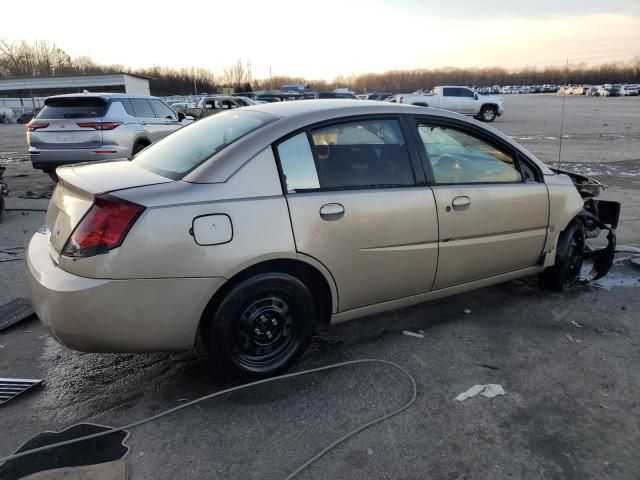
[2,0,639,80]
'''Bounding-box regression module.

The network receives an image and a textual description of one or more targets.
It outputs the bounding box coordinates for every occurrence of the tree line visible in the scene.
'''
[1,39,639,96]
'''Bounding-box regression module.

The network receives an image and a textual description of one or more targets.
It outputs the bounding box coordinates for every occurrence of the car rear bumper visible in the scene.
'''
[27,232,224,352]
[29,146,130,171]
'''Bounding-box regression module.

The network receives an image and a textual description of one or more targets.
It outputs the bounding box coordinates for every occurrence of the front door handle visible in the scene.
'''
[319,203,344,220]
[451,196,471,209]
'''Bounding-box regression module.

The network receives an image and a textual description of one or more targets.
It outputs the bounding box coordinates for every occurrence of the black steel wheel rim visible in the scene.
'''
[232,295,298,368]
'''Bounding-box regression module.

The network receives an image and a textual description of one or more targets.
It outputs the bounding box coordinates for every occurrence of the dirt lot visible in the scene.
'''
[1,94,639,480]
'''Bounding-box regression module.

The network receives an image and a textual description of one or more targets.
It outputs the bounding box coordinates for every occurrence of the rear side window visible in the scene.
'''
[37,97,107,119]
[132,110,278,179]
[278,119,415,191]
[130,99,156,118]
[109,98,135,116]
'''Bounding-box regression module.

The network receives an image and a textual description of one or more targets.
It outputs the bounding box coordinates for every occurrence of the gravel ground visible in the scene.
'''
[1,94,639,480]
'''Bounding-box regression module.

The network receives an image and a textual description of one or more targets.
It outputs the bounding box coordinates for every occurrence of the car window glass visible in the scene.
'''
[418,124,522,184]
[150,99,176,119]
[443,88,455,97]
[37,97,107,119]
[112,98,135,116]
[460,88,475,98]
[277,133,320,192]
[130,99,156,118]
[308,119,415,190]
[133,110,278,179]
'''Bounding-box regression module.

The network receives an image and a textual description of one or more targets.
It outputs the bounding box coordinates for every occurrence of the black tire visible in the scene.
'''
[478,105,498,122]
[131,142,148,157]
[539,219,586,291]
[202,272,317,378]
[46,170,59,182]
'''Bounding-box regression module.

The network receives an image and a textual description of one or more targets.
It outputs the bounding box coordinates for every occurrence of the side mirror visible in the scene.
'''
[474,94,479,100]
[177,112,185,121]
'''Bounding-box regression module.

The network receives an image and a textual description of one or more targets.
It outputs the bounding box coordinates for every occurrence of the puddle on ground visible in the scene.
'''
[592,272,640,290]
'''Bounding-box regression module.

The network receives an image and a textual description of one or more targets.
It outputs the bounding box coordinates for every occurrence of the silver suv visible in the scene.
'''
[27,93,188,180]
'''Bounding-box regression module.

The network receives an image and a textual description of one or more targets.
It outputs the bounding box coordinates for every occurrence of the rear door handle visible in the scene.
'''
[319,203,344,220]
[451,196,471,208]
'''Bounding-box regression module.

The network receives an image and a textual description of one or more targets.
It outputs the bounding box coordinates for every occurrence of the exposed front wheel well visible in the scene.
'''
[201,259,333,329]
[131,139,151,157]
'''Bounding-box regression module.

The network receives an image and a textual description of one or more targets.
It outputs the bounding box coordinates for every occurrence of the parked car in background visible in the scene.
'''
[572,86,587,95]
[389,85,504,122]
[519,86,531,94]
[27,94,188,181]
[170,101,197,109]
[609,85,622,97]
[27,100,620,378]
[621,85,638,96]
[367,92,394,101]
[315,91,360,99]
[586,86,600,96]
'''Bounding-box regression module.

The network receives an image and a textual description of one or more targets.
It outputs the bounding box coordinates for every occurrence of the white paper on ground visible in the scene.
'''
[455,384,505,401]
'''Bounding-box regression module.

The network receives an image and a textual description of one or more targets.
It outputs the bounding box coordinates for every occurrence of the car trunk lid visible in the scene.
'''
[46,161,172,262]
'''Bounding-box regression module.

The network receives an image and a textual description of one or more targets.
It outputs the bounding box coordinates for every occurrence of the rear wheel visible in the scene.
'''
[202,273,316,378]
[478,105,497,122]
[539,219,586,291]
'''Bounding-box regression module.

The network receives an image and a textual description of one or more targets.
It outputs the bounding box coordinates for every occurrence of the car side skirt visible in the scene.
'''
[330,265,544,324]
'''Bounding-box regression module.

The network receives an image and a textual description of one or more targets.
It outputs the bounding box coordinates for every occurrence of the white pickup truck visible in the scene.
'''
[389,86,504,122]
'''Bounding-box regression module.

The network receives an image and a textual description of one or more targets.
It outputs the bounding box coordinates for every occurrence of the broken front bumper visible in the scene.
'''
[579,199,621,281]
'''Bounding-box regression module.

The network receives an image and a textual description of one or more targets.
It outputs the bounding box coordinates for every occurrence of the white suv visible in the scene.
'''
[27,93,189,181]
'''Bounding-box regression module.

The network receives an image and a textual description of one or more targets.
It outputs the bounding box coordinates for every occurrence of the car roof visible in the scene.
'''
[186,100,553,183]
[45,93,159,100]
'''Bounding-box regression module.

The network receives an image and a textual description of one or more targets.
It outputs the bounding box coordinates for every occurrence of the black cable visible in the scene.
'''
[0,359,417,479]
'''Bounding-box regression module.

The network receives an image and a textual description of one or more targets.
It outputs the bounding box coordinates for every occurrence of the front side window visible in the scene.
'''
[417,123,522,184]
[150,99,176,119]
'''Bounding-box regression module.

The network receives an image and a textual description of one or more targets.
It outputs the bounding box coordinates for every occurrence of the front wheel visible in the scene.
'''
[539,219,586,291]
[202,273,316,378]
[478,106,497,122]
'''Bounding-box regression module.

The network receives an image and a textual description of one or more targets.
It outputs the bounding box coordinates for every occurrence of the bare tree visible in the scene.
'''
[223,59,252,88]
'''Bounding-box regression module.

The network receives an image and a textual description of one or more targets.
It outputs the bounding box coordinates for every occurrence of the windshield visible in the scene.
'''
[133,110,278,179]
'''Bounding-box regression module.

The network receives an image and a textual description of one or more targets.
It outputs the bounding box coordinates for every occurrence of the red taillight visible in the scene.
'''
[26,122,49,131]
[62,195,144,258]
[76,121,122,130]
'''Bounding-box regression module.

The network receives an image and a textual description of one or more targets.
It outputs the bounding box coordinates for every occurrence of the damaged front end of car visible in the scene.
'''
[551,168,621,281]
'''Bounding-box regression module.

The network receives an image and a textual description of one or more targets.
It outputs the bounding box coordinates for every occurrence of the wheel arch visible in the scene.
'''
[200,255,337,335]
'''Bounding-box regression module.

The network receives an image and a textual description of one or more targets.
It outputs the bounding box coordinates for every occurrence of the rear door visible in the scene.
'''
[412,117,549,289]
[28,97,107,150]
[149,99,182,139]
[439,87,462,112]
[276,117,439,313]
[130,98,163,141]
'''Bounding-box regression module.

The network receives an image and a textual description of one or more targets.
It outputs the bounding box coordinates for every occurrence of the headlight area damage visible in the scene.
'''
[552,168,621,282]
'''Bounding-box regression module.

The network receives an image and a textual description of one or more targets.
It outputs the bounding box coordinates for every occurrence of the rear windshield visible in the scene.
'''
[37,97,107,119]
[132,110,279,179]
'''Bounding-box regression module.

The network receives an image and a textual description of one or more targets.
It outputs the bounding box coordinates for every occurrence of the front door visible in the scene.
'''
[413,119,549,289]
[276,118,439,312]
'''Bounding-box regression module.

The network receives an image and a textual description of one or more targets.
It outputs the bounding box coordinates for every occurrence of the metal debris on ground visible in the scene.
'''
[0,298,34,331]
[570,320,585,328]
[455,384,505,401]
[463,308,471,314]
[402,330,424,339]
[0,378,42,406]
